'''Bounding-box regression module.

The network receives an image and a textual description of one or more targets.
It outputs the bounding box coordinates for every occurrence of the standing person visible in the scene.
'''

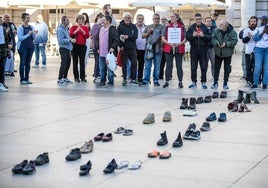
[70,14,90,83]
[2,13,17,75]
[211,12,219,27]
[103,4,116,26]
[0,15,9,92]
[135,14,146,84]
[186,13,211,89]
[82,12,91,68]
[91,13,104,83]
[239,28,247,80]
[251,23,268,89]
[117,12,138,86]
[211,19,238,89]
[242,16,258,86]
[32,14,48,69]
[141,13,163,87]
[96,15,119,87]
[205,17,217,78]
[56,16,75,86]
[17,13,37,85]
[161,13,186,88]
[159,15,169,80]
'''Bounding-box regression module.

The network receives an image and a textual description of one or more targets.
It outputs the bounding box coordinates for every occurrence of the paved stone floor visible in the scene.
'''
[0,52,267,188]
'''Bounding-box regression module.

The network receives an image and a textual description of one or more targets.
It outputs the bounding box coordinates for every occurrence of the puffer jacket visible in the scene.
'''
[117,20,138,50]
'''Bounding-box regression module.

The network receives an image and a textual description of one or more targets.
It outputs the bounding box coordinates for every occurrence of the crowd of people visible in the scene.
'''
[0,5,267,92]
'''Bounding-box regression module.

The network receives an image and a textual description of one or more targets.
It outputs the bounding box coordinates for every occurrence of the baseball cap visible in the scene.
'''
[259,15,268,20]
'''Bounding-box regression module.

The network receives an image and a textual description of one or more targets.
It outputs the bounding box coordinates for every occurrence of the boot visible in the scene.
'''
[250,91,260,104]
[179,98,188,109]
[237,90,244,103]
[172,132,183,147]
[157,131,168,146]
[243,93,251,104]
[188,97,196,110]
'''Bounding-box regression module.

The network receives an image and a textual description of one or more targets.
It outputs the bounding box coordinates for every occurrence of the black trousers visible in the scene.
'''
[0,56,6,83]
[58,48,71,80]
[165,52,183,82]
[72,44,86,80]
[245,53,255,84]
[190,47,208,83]
[214,55,232,85]
[159,52,166,79]
[137,49,145,82]
[122,49,137,80]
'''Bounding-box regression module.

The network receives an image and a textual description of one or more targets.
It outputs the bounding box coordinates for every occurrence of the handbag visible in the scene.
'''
[106,52,117,71]
[145,44,154,60]
[117,51,123,67]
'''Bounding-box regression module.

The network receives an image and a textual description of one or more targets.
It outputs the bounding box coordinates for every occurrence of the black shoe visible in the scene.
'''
[103,159,117,174]
[154,82,160,86]
[204,96,212,103]
[243,93,251,104]
[2,82,8,89]
[35,152,49,166]
[81,79,87,83]
[163,82,169,88]
[157,131,168,146]
[75,79,80,83]
[22,160,36,175]
[183,123,196,139]
[196,97,203,104]
[218,113,227,122]
[206,112,217,121]
[79,160,92,176]
[189,130,201,140]
[12,160,28,174]
[251,84,258,89]
[212,92,219,98]
[263,85,267,90]
[200,122,211,131]
[250,91,260,104]
[188,97,196,110]
[178,82,183,88]
[180,98,188,109]
[220,91,227,98]
[172,132,183,147]
[65,148,81,161]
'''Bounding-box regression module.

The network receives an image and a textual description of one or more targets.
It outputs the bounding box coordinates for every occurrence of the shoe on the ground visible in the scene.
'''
[218,113,227,122]
[80,140,94,153]
[223,84,229,90]
[188,97,196,110]
[200,122,211,131]
[94,133,105,141]
[204,96,212,103]
[0,83,8,92]
[180,98,188,109]
[206,112,217,121]
[122,79,127,86]
[228,101,239,112]
[114,127,125,134]
[57,79,67,86]
[189,130,201,140]
[159,151,172,159]
[143,113,155,124]
[220,91,227,98]
[210,83,218,89]
[79,160,92,176]
[12,160,28,174]
[237,90,244,103]
[65,148,81,161]
[212,91,219,98]
[250,91,260,104]
[35,152,49,166]
[183,109,197,116]
[183,123,196,139]
[22,160,36,175]
[20,80,27,85]
[32,65,39,68]
[157,131,168,146]
[163,82,169,88]
[122,129,133,136]
[154,82,160,86]
[102,133,113,142]
[172,132,183,147]
[188,82,197,88]
[147,150,160,158]
[26,80,33,84]
[178,82,183,88]
[103,159,117,174]
[201,82,208,89]
[162,111,172,122]
[196,97,204,104]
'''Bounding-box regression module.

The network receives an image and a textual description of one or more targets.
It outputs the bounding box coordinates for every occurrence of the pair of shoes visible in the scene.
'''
[80,140,94,153]
[94,133,113,142]
[178,82,183,88]
[218,113,227,122]
[210,83,218,89]
[238,102,251,112]
[143,113,155,124]
[157,131,168,146]
[220,91,227,98]
[183,123,201,140]
[206,112,217,121]
[65,148,81,161]
[154,82,160,86]
[201,82,208,89]
[147,150,171,159]
[162,111,172,122]
[212,92,219,98]
[204,96,212,103]
[114,127,134,136]
[180,98,196,110]
[188,82,197,88]
[228,101,239,112]
[200,122,211,131]
[163,82,169,88]
[12,160,34,174]
[196,97,204,104]
[103,159,117,174]
[35,152,49,166]
[79,160,92,176]
[0,83,8,92]
[183,109,197,116]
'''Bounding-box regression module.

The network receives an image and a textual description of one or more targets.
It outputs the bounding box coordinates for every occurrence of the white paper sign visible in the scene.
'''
[167,28,181,43]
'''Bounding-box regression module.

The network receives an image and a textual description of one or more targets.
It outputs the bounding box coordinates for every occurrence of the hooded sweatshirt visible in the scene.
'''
[56,24,73,51]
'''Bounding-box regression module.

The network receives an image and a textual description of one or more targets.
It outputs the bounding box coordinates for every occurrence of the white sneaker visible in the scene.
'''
[32,65,39,68]
[57,79,67,86]
[183,110,197,116]
[0,83,8,92]
[41,65,47,69]
[64,78,73,84]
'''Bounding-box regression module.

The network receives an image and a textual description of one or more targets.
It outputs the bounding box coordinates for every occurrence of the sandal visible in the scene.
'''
[123,129,133,136]
[114,127,125,134]
[116,160,129,169]
[147,150,160,158]
[128,160,142,170]
[159,151,171,159]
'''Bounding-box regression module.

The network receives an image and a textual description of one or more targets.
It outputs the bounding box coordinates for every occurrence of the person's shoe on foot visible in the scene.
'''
[188,82,197,88]
[210,83,218,89]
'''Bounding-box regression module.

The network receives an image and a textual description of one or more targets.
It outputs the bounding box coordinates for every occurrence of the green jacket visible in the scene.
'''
[0,26,8,58]
[212,24,238,58]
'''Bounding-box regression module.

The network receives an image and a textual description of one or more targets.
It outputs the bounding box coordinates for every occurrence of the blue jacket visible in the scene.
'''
[56,24,73,51]
[34,21,48,44]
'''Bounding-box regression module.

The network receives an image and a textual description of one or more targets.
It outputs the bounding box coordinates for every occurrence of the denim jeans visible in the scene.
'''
[253,47,268,85]
[99,56,114,85]
[93,48,100,78]
[18,48,34,82]
[143,52,162,83]
[34,44,46,65]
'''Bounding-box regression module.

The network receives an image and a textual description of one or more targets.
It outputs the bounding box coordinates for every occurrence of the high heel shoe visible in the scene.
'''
[79,160,92,176]
[241,102,251,112]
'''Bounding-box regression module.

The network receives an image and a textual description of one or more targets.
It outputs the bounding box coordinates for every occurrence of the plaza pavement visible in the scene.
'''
[0,52,267,188]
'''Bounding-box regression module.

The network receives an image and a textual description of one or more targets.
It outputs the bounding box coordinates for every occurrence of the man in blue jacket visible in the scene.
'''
[33,14,48,69]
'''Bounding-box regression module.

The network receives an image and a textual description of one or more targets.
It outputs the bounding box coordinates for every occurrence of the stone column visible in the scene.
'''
[241,0,256,28]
